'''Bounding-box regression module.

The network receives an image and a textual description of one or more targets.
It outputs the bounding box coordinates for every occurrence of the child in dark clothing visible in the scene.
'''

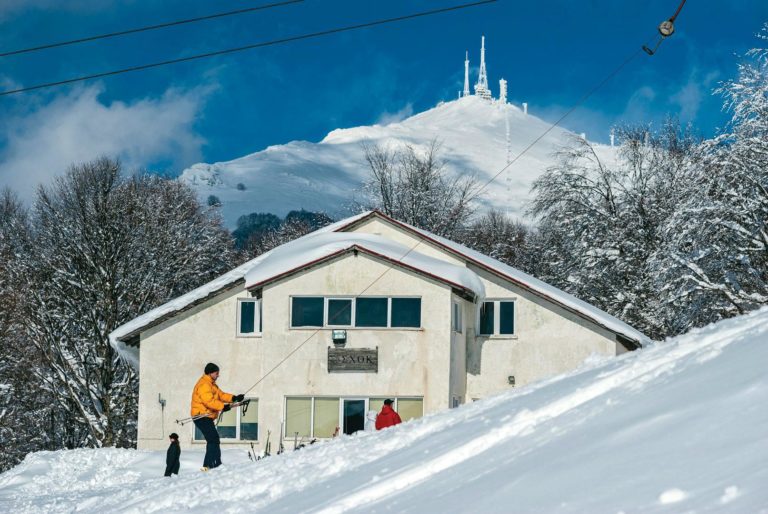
[164,433,181,477]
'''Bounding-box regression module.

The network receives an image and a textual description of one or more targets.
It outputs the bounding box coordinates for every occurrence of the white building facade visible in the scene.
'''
[111,211,647,451]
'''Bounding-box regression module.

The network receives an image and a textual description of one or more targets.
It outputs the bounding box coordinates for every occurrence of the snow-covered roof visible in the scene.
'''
[336,212,650,347]
[242,231,485,296]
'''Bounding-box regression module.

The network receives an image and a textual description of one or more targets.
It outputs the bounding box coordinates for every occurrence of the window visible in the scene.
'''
[452,301,462,333]
[478,300,515,336]
[327,298,353,326]
[284,396,424,438]
[290,296,421,329]
[285,397,312,437]
[396,398,424,422]
[194,399,259,441]
[391,298,421,328]
[238,298,261,335]
[291,297,324,327]
[356,298,388,327]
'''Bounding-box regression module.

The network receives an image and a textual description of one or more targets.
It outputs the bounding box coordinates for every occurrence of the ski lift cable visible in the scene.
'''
[241,44,653,396]
[0,0,498,98]
[0,0,305,58]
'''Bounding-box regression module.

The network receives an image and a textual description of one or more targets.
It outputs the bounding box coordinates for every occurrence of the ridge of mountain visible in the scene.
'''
[180,96,610,228]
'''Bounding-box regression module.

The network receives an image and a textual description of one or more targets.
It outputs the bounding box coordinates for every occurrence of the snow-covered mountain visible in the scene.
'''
[3,308,767,512]
[181,97,609,228]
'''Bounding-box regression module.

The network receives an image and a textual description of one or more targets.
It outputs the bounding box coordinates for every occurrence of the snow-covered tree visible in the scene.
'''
[530,121,699,338]
[459,209,532,271]
[361,140,481,238]
[651,26,768,332]
[23,158,237,448]
[0,189,56,471]
[243,210,333,257]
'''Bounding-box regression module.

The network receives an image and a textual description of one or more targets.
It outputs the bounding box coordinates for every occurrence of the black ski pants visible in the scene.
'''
[193,417,222,468]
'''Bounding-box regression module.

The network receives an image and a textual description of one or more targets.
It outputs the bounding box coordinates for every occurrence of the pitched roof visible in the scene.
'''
[110,210,648,367]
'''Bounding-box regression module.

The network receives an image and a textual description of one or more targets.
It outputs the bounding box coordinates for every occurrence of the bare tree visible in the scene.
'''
[23,158,236,448]
[361,140,481,238]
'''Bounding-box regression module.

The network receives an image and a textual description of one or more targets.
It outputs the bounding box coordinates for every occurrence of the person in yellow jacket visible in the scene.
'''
[190,362,244,469]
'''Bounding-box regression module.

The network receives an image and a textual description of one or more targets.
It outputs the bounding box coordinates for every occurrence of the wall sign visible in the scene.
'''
[328,347,378,373]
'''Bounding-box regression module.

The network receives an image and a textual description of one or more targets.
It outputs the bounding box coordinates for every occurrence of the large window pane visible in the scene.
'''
[313,397,340,438]
[327,299,352,326]
[217,408,237,439]
[499,301,515,335]
[285,397,311,437]
[368,398,387,415]
[479,301,495,335]
[391,298,421,328]
[355,298,388,327]
[240,300,255,334]
[241,399,259,441]
[291,297,324,327]
[398,398,423,422]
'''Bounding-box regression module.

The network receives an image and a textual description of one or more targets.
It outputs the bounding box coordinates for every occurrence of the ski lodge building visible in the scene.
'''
[111,211,648,451]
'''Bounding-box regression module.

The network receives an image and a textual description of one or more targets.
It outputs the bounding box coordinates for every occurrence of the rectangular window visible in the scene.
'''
[391,298,421,328]
[478,300,516,336]
[285,397,312,437]
[240,399,259,441]
[313,398,340,438]
[452,301,462,333]
[194,399,259,441]
[355,297,388,327]
[291,297,324,327]
[499,301,515,335]
[479,301,495,335]
[238,298,261,335]
[397,398,424,422]
[327,298,352,326]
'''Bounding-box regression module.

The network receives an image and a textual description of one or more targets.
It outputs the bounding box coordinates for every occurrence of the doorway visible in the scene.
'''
[342,399,365,435]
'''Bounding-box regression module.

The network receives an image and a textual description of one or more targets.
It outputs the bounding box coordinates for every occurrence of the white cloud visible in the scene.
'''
[669,70,720,121]
[376,103,414,126]
[0,84,210,200]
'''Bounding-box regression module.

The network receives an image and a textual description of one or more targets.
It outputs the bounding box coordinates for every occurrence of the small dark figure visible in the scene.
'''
[164,433,181,477]
[375,399,403,430]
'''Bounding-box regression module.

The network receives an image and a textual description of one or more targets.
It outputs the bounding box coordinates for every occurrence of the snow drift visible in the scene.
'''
[4,308,768,513]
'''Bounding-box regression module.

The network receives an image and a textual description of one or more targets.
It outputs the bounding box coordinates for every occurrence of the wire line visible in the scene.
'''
[0,0,305,58]
[0,0,498,97]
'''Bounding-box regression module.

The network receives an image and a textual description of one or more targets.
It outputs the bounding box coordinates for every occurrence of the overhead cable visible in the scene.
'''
[0,0,498,97]
[0,0,305,58]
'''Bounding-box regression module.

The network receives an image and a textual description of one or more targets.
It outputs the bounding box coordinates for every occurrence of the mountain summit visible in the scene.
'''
[180,96,598,228]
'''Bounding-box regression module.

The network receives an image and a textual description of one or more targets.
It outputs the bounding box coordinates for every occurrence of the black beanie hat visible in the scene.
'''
[204,362,219,375]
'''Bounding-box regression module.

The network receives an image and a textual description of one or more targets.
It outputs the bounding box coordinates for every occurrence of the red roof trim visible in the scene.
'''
[246,244,475,297]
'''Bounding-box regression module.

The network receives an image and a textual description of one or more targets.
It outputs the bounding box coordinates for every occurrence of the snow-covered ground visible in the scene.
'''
[181,96,616,228]
[3,308,768,513]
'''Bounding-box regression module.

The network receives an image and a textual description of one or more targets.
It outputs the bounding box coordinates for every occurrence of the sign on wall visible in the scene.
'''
[328,347,378,373]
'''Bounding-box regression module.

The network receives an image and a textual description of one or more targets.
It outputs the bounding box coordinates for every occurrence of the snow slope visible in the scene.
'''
[181,97,609,228]
[5,308,768,513]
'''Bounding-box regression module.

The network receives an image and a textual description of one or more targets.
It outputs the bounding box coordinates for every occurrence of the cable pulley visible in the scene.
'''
[642,0,687,56]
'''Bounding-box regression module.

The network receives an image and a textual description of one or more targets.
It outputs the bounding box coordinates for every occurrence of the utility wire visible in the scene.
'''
[0,0,305,58]
[0,0,498,97]
[241,47,647,396]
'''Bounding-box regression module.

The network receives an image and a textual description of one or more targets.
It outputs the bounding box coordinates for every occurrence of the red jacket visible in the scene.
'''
[375,405,402,430]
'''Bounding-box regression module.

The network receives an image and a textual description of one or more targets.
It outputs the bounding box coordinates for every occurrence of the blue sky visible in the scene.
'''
[1,0,766,199]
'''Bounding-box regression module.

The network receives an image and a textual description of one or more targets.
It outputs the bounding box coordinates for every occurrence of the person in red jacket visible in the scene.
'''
[375,399,402,430]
